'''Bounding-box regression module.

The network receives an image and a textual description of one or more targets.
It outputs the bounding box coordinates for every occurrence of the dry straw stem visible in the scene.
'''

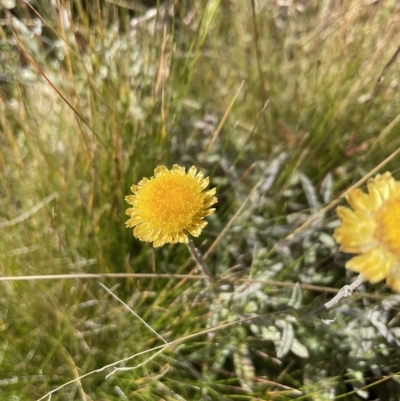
[186,239,215,281]
[306,274,365,318]
[0,193,57,228]
[99,282,168,345]
[0,273,339,294]
[14,38,104,153]
[205,80,245,154]
[250,0,268,105]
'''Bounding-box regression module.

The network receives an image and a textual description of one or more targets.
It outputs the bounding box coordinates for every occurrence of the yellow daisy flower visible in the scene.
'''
[334,172,400,291]
[125,164,217,247]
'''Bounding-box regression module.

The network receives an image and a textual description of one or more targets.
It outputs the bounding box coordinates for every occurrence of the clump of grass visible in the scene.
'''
[1,1,400,400]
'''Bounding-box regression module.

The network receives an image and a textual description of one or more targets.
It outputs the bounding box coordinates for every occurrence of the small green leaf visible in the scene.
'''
[276,320,294,358]
[320,172,333,203]
[288,282,303,309]
[233,344,255,391]
[300,173,320,214]
[291,338,309,358]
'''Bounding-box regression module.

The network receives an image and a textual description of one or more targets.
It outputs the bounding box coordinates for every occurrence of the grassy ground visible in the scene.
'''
[1,0,400,400]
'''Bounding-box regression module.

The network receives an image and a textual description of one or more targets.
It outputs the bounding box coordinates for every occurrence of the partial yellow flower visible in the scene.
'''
[125,164,217,247]
[334,172,400,291]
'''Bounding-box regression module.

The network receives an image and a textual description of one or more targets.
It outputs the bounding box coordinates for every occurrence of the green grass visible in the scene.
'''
[1,0,400,400]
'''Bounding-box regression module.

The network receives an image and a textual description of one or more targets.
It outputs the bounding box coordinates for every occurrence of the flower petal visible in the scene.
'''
[125,164,217,247]
[335,171,400,291]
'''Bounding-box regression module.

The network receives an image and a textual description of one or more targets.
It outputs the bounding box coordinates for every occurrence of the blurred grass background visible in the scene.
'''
[1,0,400,399]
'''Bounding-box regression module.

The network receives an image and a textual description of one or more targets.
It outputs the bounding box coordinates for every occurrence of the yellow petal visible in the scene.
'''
[125,164,217,247]
[335,172,400,291]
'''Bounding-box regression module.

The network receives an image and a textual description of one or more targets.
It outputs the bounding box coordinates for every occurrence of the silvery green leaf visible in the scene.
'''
[244,300,259,314]
[300,173,319,214]
[347,369,368,399]
[304,240,317,265]
[291,338,309,358]
[257,153,287,195]
[318,232,336,250]
[288,282,303,309]
[255,290,269,303]
[261,325,281,349]
[206,345,233,382]
[233,344,255,391]
[276,320,294,358]
[206,299,227,339]
[233,282,262,301]
[321,317,336,325]
[320,172,333,203]
[369,310,393,342]
[250,324,260,335]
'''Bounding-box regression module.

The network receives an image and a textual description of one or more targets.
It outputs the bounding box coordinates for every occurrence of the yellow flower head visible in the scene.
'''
[334,172,400,291]
[125,164,217,247]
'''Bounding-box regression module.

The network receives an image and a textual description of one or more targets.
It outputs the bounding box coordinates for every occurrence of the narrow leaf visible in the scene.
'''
[300,173,319,214]
[288,282,303,309]
[233,344,255,391]
[276,320,294,358]
[320,172,333,203]
[291,338,309,359]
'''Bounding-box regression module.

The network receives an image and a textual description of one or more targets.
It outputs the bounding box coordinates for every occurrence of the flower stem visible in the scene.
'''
[186,240,215,282]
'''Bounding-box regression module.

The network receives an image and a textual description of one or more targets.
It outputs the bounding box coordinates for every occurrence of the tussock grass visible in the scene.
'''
[1,0,400,399]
